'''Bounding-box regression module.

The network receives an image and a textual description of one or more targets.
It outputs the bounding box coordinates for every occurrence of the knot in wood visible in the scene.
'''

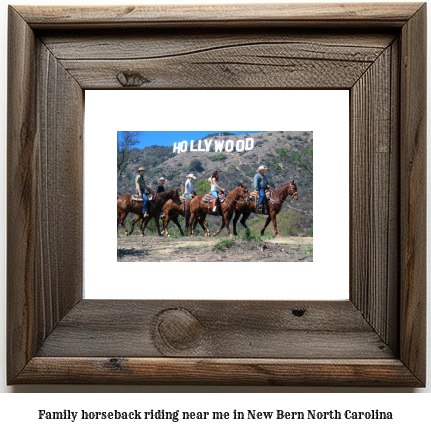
[292,308,306,317]
[155,308,203,351]
[116,71,150,87]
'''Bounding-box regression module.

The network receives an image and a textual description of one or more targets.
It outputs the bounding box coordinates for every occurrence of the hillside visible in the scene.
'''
[117,131,313,236]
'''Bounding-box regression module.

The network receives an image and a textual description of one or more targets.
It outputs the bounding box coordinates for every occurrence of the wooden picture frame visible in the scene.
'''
[7,3,426,386]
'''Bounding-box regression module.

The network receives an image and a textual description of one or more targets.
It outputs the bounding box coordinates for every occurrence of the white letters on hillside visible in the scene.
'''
[173,137,254,154]
[173,140,188,153]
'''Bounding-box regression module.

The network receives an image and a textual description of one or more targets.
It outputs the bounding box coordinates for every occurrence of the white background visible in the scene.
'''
[0,0,429,426]
[85,90,349,300]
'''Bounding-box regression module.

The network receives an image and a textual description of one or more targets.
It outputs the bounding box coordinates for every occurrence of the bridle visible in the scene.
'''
[270,186,298,205]
[223,189,249,207]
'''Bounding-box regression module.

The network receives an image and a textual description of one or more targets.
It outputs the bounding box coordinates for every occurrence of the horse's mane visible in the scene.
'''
[227,184,247,197]
[157,188,178,198]
[274,182,295,192]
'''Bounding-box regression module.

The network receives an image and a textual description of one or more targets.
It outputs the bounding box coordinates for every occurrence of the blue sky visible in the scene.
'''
[118,131,264,149]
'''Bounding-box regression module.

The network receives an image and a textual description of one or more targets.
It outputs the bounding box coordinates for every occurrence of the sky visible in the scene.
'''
[118,131,264,149]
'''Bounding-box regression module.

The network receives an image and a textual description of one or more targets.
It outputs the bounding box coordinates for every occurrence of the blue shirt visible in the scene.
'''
[185,180,193,194]
[254,172,268,190]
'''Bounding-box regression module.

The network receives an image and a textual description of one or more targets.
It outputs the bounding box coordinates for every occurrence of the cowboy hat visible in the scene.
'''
[158,177,165,183]
[187,173,196,180]
[257,165,265,172]
[138,167,146,172]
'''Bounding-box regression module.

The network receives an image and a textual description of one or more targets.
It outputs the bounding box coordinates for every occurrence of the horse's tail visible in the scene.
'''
[185,207,191,228]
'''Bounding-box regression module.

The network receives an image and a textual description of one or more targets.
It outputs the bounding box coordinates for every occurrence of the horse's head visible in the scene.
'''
[239,183,249,202]
[172,187,181,205]
[289,180,299,200]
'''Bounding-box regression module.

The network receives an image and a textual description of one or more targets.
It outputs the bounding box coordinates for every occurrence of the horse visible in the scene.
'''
[213,194,254,236]
[215,181,299,237]
[162,198,210,237]
[188,184,249,237]
[117,188,181,236]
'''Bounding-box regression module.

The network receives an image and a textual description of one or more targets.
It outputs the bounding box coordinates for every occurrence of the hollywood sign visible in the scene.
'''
[173,138,255,154]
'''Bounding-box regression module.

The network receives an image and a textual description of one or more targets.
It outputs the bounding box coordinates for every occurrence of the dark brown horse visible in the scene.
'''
[117,188,181,236]
[189,184,248,237]
[162,199,210,236]
[215,181,299,236]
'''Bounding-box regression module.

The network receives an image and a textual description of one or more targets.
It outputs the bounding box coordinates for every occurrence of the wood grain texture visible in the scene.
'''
[7,3,426,386]
[36,300,393,359]
[35,40,84,334]
[15,358,423,386]
[399,4,427,385]
[58,39,392,89]
[41,31,395,60]
[41,30,395,89]
[15,3,423,29]
[7,6,38,381]
[7,6,83,383]
[350,44,398,347]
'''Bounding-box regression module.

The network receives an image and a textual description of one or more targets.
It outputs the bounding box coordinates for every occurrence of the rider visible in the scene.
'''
[210,170,226,213]
[254,165,270,213]
[135,167,151,218]
[156,177,166,194]
[157,177,166,219]
[184,174,196,200]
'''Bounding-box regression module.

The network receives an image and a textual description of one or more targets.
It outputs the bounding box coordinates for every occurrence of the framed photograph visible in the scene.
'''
[7,4,426,386]
[86,89,349,301]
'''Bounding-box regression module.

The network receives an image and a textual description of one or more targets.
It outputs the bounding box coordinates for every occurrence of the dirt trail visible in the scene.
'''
[117,235,313,262]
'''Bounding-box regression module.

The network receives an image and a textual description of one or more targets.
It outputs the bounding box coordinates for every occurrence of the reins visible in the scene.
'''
[223,190,248,207]
[269,185,298,205]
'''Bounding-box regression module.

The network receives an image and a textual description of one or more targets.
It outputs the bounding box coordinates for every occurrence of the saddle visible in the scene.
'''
[180,195,189,202]
[249,190,272,202]
[202,193,213,203]
[202,192,225,203]
[131,193,153,203]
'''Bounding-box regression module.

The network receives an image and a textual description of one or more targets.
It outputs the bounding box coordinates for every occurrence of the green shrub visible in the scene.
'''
[166,171,177,180]
[188,159,204,173]
[213,238,235,251]
[211,153,227,162]
[240,230,262,242]
[194,178,211,194]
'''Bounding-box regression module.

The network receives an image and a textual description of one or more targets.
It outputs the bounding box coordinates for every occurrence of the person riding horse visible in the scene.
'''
[184,174,196,200]
[135,167,152,218]
[254,165,270,213]
[157,177,166,219]
[210,170,226,212]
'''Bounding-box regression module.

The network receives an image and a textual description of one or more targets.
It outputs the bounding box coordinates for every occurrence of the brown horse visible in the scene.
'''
[215,181,299,236]
[117,188,181,236]
[189,184,248,237]
[213,195,254,236]
[162,199,210,237]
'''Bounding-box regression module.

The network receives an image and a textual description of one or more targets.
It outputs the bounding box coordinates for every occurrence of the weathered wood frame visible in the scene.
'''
[7,4,426,386]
